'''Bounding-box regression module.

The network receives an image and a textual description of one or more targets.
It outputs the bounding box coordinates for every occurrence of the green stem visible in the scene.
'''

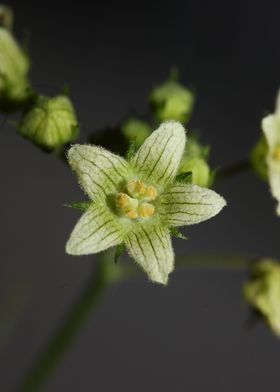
[18,260,111,392]
[217,160,251,183]
[176,253,253,270]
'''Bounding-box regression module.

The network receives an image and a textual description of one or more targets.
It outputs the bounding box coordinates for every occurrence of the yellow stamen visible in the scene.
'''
[116,193,130,208]
[145,185,157,201]
[138,202,155,218]
[125,208,138,219]
[127,180,146,197]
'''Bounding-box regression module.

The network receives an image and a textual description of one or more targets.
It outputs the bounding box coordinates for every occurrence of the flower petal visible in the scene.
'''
[68,145,129,202]
[66,203,124,255]
[125,226,174,285]
[159,184,226,226]
[262,115,280,150]
[131,121,186,186]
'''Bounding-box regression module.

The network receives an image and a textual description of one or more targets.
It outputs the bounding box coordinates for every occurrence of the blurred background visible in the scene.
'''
[1,0,280,390]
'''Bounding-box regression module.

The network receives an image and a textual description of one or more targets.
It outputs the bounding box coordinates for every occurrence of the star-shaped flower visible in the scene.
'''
[262,91,280,215]
[66,121,226,284]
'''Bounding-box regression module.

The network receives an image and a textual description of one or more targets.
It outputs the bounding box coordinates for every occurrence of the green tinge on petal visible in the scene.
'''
[131,121,186,186]
[66,203,124,255]
[159,184,226,226]
[268,165,280,216]
[262,114,280,150]
[125,226,174,285]
[68,144,129,202]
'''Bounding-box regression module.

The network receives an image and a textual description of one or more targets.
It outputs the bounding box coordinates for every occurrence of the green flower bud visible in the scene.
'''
[0,27,31,111]
[121,118,152,148]
[179,157,210,187]
[250,135,268,181]
[18,95,79,150]
[244,259,280,337]
[149,80,194,123]
[0,5,13,31]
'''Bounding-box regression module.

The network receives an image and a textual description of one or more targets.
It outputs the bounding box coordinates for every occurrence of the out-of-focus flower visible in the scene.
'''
[149,77,194,123]
[121,118,152,148]
[244,259,280,337]
[0,5,13,31]
[66,121,226,285]
[0,27,31,111]
[18,95,79,150]
[261,90,280,215]
[250,135,268,181]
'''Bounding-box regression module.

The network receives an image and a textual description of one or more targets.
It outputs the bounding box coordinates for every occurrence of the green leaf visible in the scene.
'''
[64,201,92,211]
[125,139,137,161]
[175,171,193,183]
[170,227,188,240]
[114,243,126,264]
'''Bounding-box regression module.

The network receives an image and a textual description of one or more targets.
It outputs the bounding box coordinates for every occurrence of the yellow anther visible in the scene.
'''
[145,185,157,201]
[273,145,280,161]
[138,202,155,218]
[127,180,146,197]
[125,208,138,219]
[116,193,130,208]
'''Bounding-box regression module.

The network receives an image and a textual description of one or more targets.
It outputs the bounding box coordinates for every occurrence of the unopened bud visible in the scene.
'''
[121,118,151,148]
[18,95,79,150]
[149,79,194,123]
[0,27,31,111]
[244,259,280,337]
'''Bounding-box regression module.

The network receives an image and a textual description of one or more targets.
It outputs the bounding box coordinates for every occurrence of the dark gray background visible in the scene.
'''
[1,0,280,391]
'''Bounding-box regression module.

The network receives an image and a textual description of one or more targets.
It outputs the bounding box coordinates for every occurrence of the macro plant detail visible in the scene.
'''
[66,121,226,284]
[1,4,280,391]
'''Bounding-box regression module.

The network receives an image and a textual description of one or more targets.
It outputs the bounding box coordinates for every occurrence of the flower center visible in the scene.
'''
[116,180,157,220]
[273,144,280,161]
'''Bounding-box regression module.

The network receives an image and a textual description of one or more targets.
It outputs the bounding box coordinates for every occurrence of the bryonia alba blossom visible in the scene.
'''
[261,90,280,215]
[19,95,79,150]
[244,259,280,337]
[66,121,226,284]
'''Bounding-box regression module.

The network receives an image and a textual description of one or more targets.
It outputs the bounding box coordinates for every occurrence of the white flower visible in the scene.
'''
[262,90,280,215]
[66,121,226,284]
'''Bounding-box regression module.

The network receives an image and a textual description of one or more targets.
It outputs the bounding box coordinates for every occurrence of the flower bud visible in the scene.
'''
[250,135,268,181]
[244,259,280,337]
[149,79,194,123]
[179,157,210,187]
[0,27,31,111]
[18,95,79,150]
[121,118,151,148]
[0,5,13,31]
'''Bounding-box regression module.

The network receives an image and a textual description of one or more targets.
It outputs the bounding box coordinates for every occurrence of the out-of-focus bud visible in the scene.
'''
[244,259,280,337]
[121,118,151,148]
[18,95,79,150]
[149,78,194,123]
[0,27,31,111]
[250,135,268,181]
[179,157,210,187]
[178,136,211,187]
[0,5,13,30]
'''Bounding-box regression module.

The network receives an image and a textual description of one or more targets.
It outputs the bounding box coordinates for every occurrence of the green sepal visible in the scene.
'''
[175,171,193,184]
[125,139,137,161]
[170,227,188,240]
[114,243,126,264]
[64,201,92,211]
